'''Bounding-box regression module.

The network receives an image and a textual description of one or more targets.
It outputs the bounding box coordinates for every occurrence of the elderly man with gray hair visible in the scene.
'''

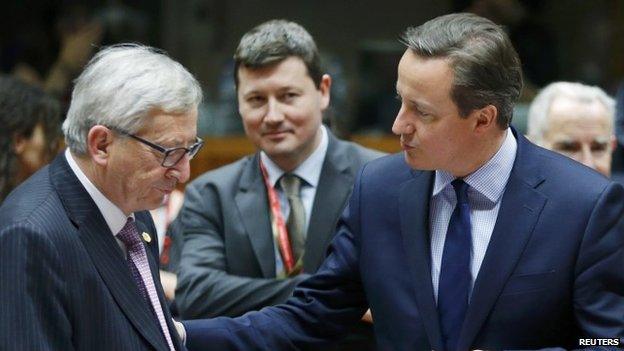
[527,81,616,177]
[0,44,202,351]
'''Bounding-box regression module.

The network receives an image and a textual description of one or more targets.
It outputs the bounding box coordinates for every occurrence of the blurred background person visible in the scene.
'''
[527,81,615,177]
[0,75,61,202]
[2,1,620,139]
[1,2,154,112]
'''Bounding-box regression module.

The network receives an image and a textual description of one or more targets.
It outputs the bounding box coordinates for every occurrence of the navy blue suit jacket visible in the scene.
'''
[0,154,185,350]
[184,131,624,350]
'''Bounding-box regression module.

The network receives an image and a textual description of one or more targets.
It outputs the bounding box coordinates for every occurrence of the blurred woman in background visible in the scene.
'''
[0,75,62,201]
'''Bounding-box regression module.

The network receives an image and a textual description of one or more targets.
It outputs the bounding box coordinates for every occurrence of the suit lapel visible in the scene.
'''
[457,134,548,350]
[51,155,168,351]
[234,155,276,278]
[304,134,354,272]
[399,170,444,350]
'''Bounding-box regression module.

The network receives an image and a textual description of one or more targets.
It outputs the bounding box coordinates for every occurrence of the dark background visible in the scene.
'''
[2,0,622,137]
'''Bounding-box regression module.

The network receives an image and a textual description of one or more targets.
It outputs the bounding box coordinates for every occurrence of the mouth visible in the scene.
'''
[262,130,291,140]
[155,186,175,195]
[400,139,416,151]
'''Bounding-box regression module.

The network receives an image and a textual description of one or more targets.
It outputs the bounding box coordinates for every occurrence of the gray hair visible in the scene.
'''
[401,13,523,129]
[233,19,322,88]
[527,81,615,143]
[63,44,203,155]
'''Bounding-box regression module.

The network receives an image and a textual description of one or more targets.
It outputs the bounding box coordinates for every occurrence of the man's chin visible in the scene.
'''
[262,142,297,158]
[141,193,168,212]
[403,152,431,171]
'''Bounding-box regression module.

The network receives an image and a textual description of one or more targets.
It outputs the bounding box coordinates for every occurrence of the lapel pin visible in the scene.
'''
[142,232,152,243]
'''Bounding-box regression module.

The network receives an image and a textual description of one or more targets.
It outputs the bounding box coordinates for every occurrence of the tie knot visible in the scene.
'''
[116,217,142,250]
[451,179,469,204]
[279,174,302,198]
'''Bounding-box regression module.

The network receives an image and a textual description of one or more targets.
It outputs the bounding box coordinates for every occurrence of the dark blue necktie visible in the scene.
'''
[438,179,472,351]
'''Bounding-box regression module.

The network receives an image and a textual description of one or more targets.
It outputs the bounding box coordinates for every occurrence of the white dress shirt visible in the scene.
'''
[429,129,517,301]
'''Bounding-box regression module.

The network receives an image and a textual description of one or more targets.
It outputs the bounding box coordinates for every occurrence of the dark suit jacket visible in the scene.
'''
[184,130,624,350]
[173,131,383,319]
[0,154,185,351]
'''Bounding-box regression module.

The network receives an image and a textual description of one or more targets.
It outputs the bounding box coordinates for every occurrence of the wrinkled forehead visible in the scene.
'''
[549,96,612,123]
[546,96,613,134]
[136,108,198,144]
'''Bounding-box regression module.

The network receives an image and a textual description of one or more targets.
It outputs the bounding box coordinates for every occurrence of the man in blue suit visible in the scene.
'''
[182,13,624,350]
[0,44,203,350]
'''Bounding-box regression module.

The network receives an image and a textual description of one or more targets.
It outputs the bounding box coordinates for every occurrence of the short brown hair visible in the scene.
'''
[401,13,523,128]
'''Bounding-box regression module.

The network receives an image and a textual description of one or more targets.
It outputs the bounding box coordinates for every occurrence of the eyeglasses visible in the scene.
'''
[111,127,204,167]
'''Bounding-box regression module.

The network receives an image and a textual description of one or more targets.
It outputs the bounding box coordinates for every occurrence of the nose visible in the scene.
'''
[577,144,597,171]
[264,98,285,125]
[167,153,192,184]
[392,104,414,136]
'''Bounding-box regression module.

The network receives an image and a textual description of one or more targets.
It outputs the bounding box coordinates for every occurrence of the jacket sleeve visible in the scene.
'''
[0,222,73,350]
[182,166,370,350]
[174,181,308,319]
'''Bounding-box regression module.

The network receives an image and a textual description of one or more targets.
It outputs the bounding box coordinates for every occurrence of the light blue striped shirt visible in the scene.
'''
[430,129,517,301]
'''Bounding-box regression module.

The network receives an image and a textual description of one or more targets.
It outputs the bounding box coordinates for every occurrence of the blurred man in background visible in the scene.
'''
[527,81,615,177]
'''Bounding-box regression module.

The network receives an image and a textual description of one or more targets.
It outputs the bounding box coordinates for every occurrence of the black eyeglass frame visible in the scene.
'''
[109,127,204,167]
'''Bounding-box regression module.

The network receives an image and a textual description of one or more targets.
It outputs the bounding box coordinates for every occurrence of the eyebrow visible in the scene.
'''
[153,135,198,148]
[241,90,261,98]
[553,136,611,142]
[396,86,435,112]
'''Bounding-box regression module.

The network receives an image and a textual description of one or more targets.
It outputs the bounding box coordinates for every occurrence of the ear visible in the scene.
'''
[86,125,115,167]
[12,133,28,155]
[610,135,617,152]
[472,104,498,133]
[318,74,332,111]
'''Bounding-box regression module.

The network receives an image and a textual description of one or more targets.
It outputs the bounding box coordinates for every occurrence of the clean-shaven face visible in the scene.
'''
[237,56,330,169]
[392,50,475,173]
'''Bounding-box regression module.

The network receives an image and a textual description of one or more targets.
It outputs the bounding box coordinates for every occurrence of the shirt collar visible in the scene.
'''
[260,125,328,188]
[65,149,131,236]
[433,128,517,203]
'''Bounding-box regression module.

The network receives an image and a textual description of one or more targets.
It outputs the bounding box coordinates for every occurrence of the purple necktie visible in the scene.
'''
[117,218,176,351]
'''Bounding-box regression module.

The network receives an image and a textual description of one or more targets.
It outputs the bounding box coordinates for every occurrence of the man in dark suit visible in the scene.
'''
[181,13,624,351]
[0,44,203,350]
[171,20,381,349]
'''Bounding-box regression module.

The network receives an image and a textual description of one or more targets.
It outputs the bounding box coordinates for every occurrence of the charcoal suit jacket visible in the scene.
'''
[173,131,383,320]
[0,153,185,350]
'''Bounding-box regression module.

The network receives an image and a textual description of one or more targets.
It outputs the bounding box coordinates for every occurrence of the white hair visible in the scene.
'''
[62,44,203,155]
[527,81,615,143]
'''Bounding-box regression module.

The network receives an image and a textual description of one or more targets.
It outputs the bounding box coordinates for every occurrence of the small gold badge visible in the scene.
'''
[142,232,152,243]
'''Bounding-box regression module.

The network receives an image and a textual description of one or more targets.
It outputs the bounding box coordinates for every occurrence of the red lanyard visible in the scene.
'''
[259,159,296,273]
[159,193,176,266]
